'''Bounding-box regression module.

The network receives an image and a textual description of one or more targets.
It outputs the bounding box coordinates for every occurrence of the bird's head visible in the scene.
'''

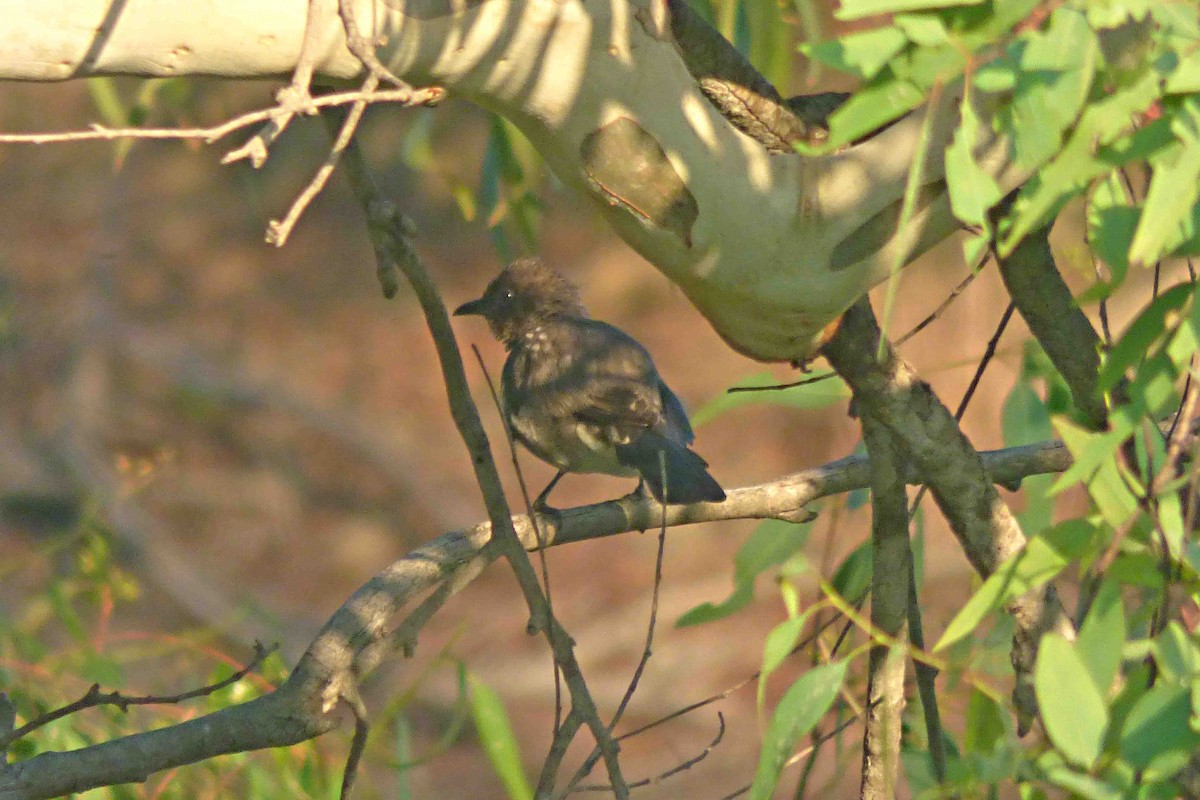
[454,258,586,346]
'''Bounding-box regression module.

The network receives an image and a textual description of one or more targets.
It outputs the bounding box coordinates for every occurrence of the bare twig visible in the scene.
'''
[470,345,571,788]
[715,714,860,800]
[266,76,380,246]
[725,252,989,396]
[337,0,408,88]
[221,0,334,167]
[338,686,370,800]
[558,498,670,797]
[895,254,990,347]
[0,88,437,145]
[0,643,276,751]
[573,712,725,793]
[331,127,629,797]
[0,430,1079,800]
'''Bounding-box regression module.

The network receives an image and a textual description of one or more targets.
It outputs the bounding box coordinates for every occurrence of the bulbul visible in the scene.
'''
[454,258,726,507]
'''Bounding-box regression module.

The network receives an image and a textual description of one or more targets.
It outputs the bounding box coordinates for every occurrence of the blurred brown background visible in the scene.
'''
[0,70,1134,797]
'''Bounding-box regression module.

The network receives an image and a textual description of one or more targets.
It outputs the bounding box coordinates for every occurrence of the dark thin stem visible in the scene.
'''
[574,713,725,793]
[895,256,990,347]
[0,643,276,750]
[470,345,566,734]
[338,687,370,800]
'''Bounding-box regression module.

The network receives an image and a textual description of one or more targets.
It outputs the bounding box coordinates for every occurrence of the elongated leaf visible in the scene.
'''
[1074,579,1126,697]
[1036,634,1109,768]
[945,94,1002,227]
[1129,99,1200,266]
[802,26,908,80]
[1084,171,1138,296]
[1119,682,1200,769]
[468,675,532,800]
[823,77,925,150]
[1006,8,1098,169]
[835,0,982,22]
[749,661,847,799]
[758,608,817,710]
[935,520,1096,651]
[677,518,811,626]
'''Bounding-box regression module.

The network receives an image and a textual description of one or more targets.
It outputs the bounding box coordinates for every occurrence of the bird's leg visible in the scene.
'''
[533,470,566,512]
[619,478,654,504]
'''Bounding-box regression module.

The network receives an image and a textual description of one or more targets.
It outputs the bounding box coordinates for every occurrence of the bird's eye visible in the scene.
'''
[501,288,515,302]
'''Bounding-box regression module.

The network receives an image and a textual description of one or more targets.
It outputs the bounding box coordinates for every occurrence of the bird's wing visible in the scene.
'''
[659,382,695,445]
[561,320,665,442]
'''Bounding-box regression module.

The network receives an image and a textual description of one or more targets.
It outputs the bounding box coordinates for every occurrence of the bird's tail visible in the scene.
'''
[617,431,726,504]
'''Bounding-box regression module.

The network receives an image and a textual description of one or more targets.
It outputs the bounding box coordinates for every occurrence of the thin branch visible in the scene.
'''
[716,714,861,800]
[994,225,1108,429]
[267,76,380,246]
[337,0,409,89]
[338,686,370,800]
[470,345,567,741]
[823,298,1073,736]
[895,254,990,347]
[558,500,670,797]
[726,253,989,395]
[0,644,276,751]
[331,128,629,797]
[0,431,1077,800]
[858,415,909,800]
[0,88,438,145]
[573,712,725,793]
[220,0,333,168]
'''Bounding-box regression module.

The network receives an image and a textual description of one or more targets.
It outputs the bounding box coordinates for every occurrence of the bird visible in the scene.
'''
[454,258,726,508]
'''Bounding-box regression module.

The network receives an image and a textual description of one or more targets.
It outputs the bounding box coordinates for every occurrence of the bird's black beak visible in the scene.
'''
[454,297,487,317]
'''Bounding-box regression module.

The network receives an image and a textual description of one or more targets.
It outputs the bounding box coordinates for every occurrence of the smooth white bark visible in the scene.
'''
[0,0,1021,361]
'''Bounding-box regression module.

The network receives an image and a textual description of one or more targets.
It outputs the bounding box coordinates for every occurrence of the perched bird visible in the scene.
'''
[454,259,725,507]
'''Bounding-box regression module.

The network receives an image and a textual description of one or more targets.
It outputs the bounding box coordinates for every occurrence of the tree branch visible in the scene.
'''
[0,0,1028,363]
[995,228,1109,429]
[0,435,1073,800]
[858,416,909,800]
[822,299,1073,734]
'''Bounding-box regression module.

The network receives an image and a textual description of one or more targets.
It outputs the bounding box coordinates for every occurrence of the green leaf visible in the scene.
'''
[893,12,948,45]
[677,519,812,626]
[964,688,1008,754]
[691,371,848,427]
[822,77,925,150]
[835,0,982,22]
[758,607,817,710]
[1000,66,1161,252]
[1037,751,1124,800]
[468,675,532,800]
[1050,416,1131,495]
[945,94,1002,227]
[1001,382,1053,448]
[749,661,847,800]
[1005,8,1099,170]
[802,26,908,80]
[1129,98,1200,266]
[1036,634,1109,768]
[1153,621,1200,682]
[935,520,1096,651]
[1119,682,1200,770]
[1098,282,1193,391]
[829,540,873,601]
[1085,171,1138,296]
[1075,579,1126,697]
